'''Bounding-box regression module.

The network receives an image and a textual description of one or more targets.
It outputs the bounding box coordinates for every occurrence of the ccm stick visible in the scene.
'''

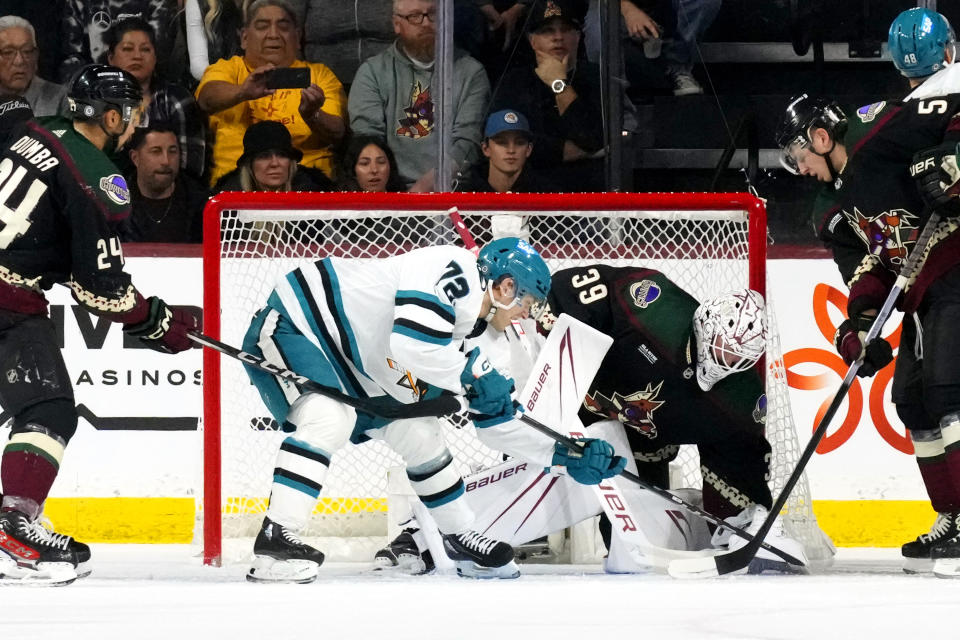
[447,206,803,567]
[188,332,463,420]
[669,212,945,578]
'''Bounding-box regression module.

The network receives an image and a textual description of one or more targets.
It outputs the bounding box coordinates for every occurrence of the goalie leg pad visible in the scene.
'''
[371,418,471,534]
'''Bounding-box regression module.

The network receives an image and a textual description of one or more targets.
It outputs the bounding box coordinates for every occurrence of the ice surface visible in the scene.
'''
[5,546,960,640]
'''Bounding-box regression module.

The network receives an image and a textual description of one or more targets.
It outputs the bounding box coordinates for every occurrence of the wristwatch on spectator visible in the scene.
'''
[551,79,567,94]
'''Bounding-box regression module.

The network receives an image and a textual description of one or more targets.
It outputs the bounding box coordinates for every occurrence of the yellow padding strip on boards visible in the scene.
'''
[8,431,66,465]
[41,498,934,546]
[813,500,938,547]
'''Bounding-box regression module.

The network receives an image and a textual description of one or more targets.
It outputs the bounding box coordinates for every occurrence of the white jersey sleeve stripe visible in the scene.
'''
[395,289,456,324]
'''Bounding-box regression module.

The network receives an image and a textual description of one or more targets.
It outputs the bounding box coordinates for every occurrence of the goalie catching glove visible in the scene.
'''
[552,438,627,485]
[834,312,893,378]
[123,296,201,354]
[460,347,516,422]
[911,143,960,215]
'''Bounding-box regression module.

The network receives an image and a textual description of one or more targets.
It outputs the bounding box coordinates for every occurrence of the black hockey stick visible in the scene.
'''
[188,332,464,420]
[670,212,944,578]
[516,412,806,567]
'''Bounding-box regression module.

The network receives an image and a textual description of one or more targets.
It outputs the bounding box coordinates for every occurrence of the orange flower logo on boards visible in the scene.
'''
[782,283,910,454]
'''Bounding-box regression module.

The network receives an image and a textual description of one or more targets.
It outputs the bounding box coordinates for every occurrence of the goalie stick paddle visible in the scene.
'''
[188,332,463,420]
[516,413,805,567]
[670,212,945,579]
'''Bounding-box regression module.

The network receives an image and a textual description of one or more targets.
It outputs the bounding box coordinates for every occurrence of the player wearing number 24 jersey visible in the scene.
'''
[0,66,200,586]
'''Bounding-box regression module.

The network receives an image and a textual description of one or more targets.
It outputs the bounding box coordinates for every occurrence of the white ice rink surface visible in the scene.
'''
[7,545,960,640]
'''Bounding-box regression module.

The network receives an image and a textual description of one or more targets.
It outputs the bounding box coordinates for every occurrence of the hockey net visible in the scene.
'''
[202,192,831,566]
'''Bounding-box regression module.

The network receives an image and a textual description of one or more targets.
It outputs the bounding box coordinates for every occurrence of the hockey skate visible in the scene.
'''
[0,511,79,586]
[246,517,325,584]
[903,512,960,574]
[442,530,519,579]
[714,505,809,575]
[374,528,435,575]
[32,516,92,578]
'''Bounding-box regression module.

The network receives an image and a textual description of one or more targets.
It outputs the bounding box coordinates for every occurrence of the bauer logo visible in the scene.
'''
[629,280,661,308]
[99,174,130,205]
[465,462,527,491]
[526,363,551,411]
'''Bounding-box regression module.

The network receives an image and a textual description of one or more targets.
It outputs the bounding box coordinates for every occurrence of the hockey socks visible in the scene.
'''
[265,437,330,531]
[1,430,65,520]
[406,451,472,534]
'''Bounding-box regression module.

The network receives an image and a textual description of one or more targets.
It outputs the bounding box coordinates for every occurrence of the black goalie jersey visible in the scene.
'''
[818,96,960,316]
[539,265,771,517]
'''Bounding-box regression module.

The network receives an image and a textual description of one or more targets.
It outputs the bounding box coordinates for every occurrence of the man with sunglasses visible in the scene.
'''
[347,0,491,191]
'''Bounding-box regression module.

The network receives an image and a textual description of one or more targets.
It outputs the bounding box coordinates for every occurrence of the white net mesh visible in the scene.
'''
[206,197,830,564]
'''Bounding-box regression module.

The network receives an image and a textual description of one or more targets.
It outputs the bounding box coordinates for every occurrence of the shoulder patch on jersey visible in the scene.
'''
[99,174,130,205]
[856,101,886,123]
[753,394,767,425]
[51,129,67,138]
[629,280,661,309]
[827,212,843,234]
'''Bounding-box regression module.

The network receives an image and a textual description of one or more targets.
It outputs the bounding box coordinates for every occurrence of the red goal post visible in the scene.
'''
[200,191,809,568]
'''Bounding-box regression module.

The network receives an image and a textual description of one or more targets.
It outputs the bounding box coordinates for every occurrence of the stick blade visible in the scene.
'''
[667,543,759,579]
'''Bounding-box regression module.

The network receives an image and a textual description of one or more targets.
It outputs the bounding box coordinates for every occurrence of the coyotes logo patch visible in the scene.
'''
[843,206,918,267]
[584,381,665,439]
[396,82,434,139]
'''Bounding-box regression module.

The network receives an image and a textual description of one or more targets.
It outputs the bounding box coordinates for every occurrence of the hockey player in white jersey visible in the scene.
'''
[240,237,626,582]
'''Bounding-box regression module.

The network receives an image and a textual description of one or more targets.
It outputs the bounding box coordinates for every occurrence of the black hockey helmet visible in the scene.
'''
[776,94,847,174]
[67,64,143,124]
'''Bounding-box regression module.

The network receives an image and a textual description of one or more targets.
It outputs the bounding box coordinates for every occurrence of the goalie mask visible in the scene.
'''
[692,289,767,391]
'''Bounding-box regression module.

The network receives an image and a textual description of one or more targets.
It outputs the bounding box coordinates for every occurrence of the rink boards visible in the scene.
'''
[3,252,934,545]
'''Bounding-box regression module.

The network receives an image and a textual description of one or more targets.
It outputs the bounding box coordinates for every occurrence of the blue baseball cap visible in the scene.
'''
[484,109,532,139]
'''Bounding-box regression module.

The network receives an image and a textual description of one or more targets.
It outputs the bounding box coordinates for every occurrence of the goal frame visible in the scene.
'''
[201,191,768,566]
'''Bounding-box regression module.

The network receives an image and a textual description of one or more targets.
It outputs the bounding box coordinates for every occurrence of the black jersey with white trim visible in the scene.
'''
[818,95,960,316]
[0,116,139,318]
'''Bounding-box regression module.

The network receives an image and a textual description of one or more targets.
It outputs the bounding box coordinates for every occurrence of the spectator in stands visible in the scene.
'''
[583,0,721,96]
[0,16,67,116]
[455,109,556,192]
[106,18,207,181]
[214,120,335,192]
[122,123,209,243]
[60,1,179,83]
[197,0,346,186]
[347,0,490,191]
[302,0,394,84]
[184,0,244,82]
[490,0,605,191]
[337,135,406,192]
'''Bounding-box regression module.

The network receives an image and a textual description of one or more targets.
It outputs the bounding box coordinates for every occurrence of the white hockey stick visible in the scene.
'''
[669,212,944,578]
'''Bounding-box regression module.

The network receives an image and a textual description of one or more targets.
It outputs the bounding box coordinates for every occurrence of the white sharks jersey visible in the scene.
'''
[266,246,485,402]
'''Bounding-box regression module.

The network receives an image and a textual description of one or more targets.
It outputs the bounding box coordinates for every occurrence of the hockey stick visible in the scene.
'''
[670,212,945,578]
[447,206,480,256]
[188,332,463,420]
[516,412,805,567]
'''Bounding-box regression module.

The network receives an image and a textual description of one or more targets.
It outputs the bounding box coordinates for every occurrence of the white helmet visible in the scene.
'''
[692,289,767,391]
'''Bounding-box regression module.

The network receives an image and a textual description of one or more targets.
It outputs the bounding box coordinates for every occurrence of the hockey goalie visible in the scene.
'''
[376,265,830,576]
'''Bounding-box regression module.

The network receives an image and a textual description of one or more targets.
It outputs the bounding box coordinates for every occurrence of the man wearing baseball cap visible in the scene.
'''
[455,108,556,193]
[489,0,605,191]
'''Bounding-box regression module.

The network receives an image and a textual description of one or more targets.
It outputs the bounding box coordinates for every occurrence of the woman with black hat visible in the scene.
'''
[214,120,335,193]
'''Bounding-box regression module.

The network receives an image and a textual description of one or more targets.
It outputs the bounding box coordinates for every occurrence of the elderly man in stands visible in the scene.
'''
[0,16,66,116]
[347,0,490,192]
[197,0,346,186]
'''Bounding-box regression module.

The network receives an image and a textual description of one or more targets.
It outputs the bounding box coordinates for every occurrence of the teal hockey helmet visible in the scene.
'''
[477,237,551,315]
[888,8,955,78]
